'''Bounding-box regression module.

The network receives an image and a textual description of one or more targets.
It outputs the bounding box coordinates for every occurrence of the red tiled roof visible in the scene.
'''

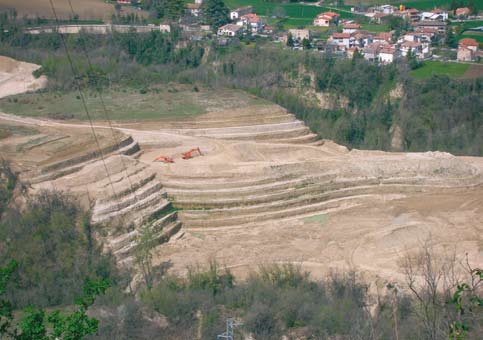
[455,7,470,15]
[322,11,339,18]
[241,13,260,23]
[344,23,361,29]
[459,38,478,47]
[332,33,350,39]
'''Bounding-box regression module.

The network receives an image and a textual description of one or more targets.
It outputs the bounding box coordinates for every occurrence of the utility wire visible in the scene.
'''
[48,0,122,218]
[65,0,142,205]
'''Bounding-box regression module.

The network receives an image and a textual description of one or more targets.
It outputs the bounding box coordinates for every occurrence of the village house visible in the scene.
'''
[289,29,310,42]
[352,30,373,47]
[414,20,447,35]
[373,32,392,44]
[457,38,479,61]
[379,47,399,64]
[313,11,340,27]
[238,13,262,33]
[420,9,448,21]
[328,32,351,48]
[362,44,381,62]
[404,8,420,22]
[343,23,361,34]
[217,24,243,37]
[400,41,423,58]
[374,5,395,14]
[455,7,471,18]
[230,6,252,20]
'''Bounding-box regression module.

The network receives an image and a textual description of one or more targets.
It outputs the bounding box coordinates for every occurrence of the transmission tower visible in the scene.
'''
[217,318,243,340]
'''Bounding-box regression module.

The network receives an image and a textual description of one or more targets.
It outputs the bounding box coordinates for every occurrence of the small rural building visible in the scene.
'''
[230,6,253,20]
[313,11,340,27]
[343,23,361,34]
[400,41,423,57]
[455,7,471,18]
[217,24,243,37]
[457,38,479,61]
[289,29,310,41]
[421,9,448,21]
[238,13,262,33]
[329,33,351,48]
[379,47,399,63]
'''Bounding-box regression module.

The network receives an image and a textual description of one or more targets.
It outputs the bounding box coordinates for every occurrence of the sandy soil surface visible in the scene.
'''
[0,56,47,98]
[1,56,482,286]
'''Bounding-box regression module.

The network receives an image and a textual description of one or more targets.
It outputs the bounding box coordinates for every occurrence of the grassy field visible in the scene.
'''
[460,31,483,43]
[0,0,148,20]
[0,124,38,140]
[411,61,470,79]
[225,0,360,28]
[0,85,268,121]
[340,0,483,10]
[361,23,390,33]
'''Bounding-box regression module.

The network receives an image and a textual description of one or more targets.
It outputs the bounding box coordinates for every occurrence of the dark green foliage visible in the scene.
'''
[0,191,119,308]
[202,0,229,29]
[0,264,108,340]
[0,162,16,217]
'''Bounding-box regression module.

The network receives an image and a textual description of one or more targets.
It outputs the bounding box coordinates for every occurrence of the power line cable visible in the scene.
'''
[65,0,142,205]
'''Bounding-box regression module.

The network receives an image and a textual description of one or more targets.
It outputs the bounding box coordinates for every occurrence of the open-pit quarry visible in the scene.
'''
[1,56,482,286]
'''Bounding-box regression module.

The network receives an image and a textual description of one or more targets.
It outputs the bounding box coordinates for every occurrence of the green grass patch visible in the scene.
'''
[361,23,390,33]
[0,124,38,140]
[459,32,483,44]
[400,0,483,10]
[0,86,269,121]
[411,61,470,79]
[303,214,328,224]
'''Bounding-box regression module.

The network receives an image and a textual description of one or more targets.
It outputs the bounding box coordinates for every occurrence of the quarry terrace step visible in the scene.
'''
[177,183,422,224]
[158,173,300,190]
[180,194,378,229]
[164,114,296,128]
[92,190,169,225]
[28,139,140,184]
[108,212,180,253]
[111,220,182,261]
[185,127,311,141]
[165,173,338,199]
[94,180,163,215]
[267,133,320,145]
[171,178,383,209]
[168,121,306,136]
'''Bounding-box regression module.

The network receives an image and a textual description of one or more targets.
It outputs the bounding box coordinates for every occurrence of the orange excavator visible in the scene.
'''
[182,147,202,160]
[153,155,174,163]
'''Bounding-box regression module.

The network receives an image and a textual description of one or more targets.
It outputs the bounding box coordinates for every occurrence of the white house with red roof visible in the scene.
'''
[457,38,479,61]
[230,6,252,20]
[343,23,361,34]
[313,11,340,27]
[237,13,262,33]
[329,32,351,48]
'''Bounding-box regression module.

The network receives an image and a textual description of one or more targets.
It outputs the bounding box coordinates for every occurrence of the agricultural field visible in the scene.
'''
[0,0,148,20]
[0,85,268,122]
[410,60,470,78]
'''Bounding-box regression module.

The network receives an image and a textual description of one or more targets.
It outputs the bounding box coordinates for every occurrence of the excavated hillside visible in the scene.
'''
[1,57,482,286]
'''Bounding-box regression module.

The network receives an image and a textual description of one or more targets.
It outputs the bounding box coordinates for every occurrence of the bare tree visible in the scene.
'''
[401,238,458,340]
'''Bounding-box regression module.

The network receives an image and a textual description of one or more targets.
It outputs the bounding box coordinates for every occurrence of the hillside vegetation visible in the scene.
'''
[0,12,481,156]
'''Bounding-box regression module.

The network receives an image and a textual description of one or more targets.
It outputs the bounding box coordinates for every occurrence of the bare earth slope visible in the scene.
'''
[0,57,481,286]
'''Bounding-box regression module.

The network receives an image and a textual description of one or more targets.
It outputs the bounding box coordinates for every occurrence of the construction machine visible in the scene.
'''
[154,155,174,163]
[182,147,202,160]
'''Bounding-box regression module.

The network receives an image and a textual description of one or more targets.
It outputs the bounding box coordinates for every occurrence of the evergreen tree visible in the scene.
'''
[202,0,229,29]
[446,27,457,48]
[302,38,311,50]
[287,33,294,47]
